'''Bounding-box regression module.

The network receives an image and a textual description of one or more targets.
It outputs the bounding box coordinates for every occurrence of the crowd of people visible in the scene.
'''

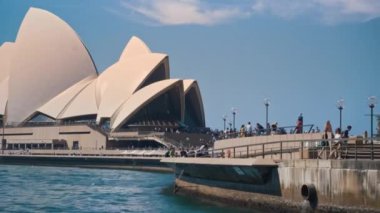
[320,121,352,146]
[217,113,309,139]
[165,145,209,157]
[214,113,363,144]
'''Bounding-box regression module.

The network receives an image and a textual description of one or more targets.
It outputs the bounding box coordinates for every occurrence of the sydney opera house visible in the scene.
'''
[0,8,208,151]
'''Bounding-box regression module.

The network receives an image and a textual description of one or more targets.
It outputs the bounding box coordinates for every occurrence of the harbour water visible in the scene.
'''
[0,165,254,212]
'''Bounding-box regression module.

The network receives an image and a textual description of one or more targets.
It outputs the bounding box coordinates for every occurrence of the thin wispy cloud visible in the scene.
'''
[252,0,380,24]
[117,0,249,26]
[109,0,380,25]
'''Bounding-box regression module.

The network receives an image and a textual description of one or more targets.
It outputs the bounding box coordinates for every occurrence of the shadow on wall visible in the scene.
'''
[174,164,282,196]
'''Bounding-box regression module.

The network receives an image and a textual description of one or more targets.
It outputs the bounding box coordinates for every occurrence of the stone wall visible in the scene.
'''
[1,125,107,150]
[172,159,380,212]
[279,159,380,209]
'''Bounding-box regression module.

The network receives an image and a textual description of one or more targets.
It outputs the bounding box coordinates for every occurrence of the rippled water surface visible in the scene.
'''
[0,165,252,212]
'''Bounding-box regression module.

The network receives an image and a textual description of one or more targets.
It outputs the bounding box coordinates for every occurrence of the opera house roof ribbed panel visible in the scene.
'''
[111,79,184,130]
[7,8,98,124]
[0,7,205,131]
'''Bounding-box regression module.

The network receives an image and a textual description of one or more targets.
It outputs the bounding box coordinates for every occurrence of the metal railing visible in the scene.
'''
[210,137,380,160]
[0,148,168,157]
[218,124,315,139]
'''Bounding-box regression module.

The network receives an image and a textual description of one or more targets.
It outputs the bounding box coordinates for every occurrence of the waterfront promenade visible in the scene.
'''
[1,132,380,212]
[163,133,380,212]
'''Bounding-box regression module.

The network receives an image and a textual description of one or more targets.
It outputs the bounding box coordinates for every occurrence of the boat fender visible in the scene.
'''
[301,184,318,209]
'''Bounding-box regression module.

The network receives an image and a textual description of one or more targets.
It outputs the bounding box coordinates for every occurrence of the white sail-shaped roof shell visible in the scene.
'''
[111,79,184,130]
[119,36,152,61]
[1,7,206,131]
[37,76,96,118]
[0,42,13,115]
[7,8,97,124]
[59,80,98,119]
[0,42,13,83]
[95,49,169,123]
[0,77,9,115]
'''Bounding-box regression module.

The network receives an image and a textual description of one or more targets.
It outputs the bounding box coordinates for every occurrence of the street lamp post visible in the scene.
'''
[336,99,344,130]
[368,96,377,145]
[222,115,227,131]
[264,98,270,135]
[231,108,237,132]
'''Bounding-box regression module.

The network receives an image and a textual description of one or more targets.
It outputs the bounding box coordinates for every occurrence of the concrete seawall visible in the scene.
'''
[163,158,380,212]
[279,160,380,209]
[0,155,172,172]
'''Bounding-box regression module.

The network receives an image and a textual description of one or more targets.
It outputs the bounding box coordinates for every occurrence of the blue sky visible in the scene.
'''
[1,0,379,134]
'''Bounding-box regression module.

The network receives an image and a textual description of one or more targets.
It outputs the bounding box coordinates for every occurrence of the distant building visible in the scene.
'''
[0,8,207,150]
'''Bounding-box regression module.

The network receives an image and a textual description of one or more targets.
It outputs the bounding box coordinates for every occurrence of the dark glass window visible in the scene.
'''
[27,113,55,123]
[120,87,181,130]
[139,63,166,89]
[62,114,97,124]
[184,88,202,127]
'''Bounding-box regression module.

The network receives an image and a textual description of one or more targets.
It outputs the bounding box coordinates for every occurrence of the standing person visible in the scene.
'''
[323,120,334,146]
[324,120,333,135]
[256,123,264,135]
[333,128,342,159]
[240,125,245,137]
[343,125,352,138]
[334,128,342,139]
[271,122,278,134]
[321,131,328,147]
[246,122,253,136]
[342,125,352,144]
[295,113,303,133]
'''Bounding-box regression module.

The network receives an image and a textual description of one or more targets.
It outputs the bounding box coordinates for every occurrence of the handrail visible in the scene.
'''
[218,124,316,139]
[279,124,314,133]
[0,148,168,157]
[211,137,380,160]
[215,137,331,150]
